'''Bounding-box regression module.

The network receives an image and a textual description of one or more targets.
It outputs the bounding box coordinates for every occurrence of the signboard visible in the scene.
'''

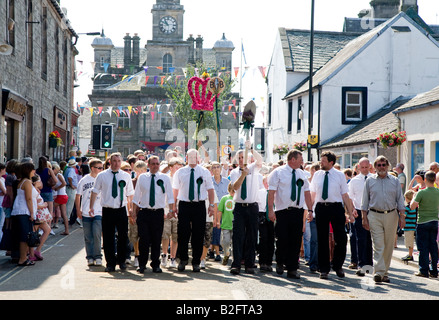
[208,77,225,95]
[221,145,234,157]
[308,135,319,148]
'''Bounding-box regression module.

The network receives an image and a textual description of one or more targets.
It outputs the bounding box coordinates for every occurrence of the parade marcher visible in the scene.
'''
[347,157,373,276]
[410,170,439,278]
[172,149,215,272]
[89,153,134,272]
[310,151,355,279]
[268,150,313,279]
[257,174,274,273]
[132,156,174,274]
[361,155,406,283]
[75,158,104,266]
[161,157,183,268]
[210,161,229,261]
[229,141,263,275]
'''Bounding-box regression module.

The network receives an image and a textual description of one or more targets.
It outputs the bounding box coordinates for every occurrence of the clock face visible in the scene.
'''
[159,16,177,34]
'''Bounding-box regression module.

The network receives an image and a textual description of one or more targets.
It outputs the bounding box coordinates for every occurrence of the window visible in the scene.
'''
[63,34,68,94]
[163,54,173,73]
[297,97,302,132]
[287,100,293,133]
[160,105,173,131]
[41,6,48,79]
[268,95,272,126]
[55,26,60,90]
[117,112,130,130]
[411,141,424,177]
[6,0,15,49]
[26,0,33,67]
[342,87,367,124]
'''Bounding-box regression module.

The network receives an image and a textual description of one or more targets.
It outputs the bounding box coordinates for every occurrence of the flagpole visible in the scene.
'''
[239,38,243,115]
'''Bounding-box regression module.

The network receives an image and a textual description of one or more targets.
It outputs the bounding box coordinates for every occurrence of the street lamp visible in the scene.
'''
[308,0,315,160]
[73,32,101,45]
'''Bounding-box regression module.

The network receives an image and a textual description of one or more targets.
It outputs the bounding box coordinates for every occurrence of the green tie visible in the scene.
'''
[150,174,155,207]
[189,168,195,201]
[291,169,296,201]
[112,171,118,198]
[322,171,329,200]
[241,177,247,200]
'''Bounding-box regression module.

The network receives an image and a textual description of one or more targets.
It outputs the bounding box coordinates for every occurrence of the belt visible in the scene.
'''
[140,208,164,212]
[285,206,303,211]
[370,208,396,214]
[317,202,341,206]
[236,202,257,207]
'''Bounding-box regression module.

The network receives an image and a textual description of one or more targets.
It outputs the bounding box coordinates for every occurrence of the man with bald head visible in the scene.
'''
[348,157,373,276]
[172,149,215,272]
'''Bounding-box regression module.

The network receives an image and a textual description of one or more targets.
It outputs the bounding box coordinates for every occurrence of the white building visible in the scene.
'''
[266,12,439,164]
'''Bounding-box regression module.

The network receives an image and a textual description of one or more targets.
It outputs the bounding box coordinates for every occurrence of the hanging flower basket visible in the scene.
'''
[293,141,308,152]
[273,143,290,156]
[377,131,406,149]
[49,130,63,148]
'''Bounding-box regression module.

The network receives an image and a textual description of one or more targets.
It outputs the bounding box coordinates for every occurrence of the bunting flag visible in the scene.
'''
[145,76,150,85]
[234,67,239,78]
[258,66,267,79]
[103,63,110,73]
[143,66,149,74]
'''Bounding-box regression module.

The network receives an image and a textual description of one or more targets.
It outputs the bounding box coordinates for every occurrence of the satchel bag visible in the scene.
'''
[26,221,40,248]
[47,174,57,188]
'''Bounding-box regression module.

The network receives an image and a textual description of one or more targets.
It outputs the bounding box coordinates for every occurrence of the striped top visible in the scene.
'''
[403,205,417,232]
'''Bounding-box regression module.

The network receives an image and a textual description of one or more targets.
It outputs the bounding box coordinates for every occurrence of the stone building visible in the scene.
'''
[0,0,78,162]
[88,0,236,158]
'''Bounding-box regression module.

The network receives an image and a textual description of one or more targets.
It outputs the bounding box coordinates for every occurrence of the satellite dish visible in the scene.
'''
[0,42,13,56]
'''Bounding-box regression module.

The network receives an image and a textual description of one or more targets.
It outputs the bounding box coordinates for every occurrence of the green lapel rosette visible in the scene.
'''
[157,179,165,193]
[196,177,203,200]
[296,179,304,205]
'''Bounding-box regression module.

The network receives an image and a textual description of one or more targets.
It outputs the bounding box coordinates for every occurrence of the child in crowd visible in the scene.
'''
[217,183,235,266]
[402,190,417,262]
[31,174,53,261]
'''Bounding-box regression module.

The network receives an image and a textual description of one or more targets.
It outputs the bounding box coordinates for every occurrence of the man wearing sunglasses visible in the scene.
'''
[361,155,405,283]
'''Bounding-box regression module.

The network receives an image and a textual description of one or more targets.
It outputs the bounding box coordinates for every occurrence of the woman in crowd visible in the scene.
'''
[52,163,69,235]
[11,162,38,266]
[36,157,58,223]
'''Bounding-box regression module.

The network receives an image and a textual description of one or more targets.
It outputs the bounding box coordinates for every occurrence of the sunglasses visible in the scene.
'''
[93,167,104,170]
[376,163,388,167]
[123,169,132,172]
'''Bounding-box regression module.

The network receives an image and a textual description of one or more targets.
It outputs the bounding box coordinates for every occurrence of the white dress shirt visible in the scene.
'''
[172,165,214,202]
[348,173,372,210]
[133,172,174,209]
[268,165,310,211]
[310,168,348,203]
[230,162,261,204]
[92,169,134,209]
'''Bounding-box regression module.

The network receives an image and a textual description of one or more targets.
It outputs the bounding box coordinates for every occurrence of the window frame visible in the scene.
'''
[341,87,367,124]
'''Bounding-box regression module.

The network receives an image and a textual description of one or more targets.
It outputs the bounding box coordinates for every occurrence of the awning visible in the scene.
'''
[2,89,27,121]
[141,141,188,151]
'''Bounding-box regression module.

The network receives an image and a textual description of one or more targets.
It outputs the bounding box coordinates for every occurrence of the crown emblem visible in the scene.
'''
[188,73,216,111]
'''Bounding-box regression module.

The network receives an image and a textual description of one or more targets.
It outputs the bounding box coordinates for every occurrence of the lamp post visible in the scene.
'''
[307,0,315,161]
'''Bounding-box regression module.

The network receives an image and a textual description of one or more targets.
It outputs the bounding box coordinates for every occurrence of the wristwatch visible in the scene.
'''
[169,209,174,213]
[209,204,214,208]
[308,210,313,213]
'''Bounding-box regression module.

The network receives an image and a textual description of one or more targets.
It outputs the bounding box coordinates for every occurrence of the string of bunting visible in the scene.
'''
[76,101,242,120]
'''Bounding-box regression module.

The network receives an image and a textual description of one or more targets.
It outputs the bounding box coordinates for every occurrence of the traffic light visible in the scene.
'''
[254,127,265,152]
[100,124,113,150]
[92,125,101,150]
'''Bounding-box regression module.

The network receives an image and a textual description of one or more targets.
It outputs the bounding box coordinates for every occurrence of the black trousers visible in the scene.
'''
[315,202,347,273]
[137,208,164,269]
[275,208,304,271]
[177,201,206,266]
[353,209,373,267]
[102,207,128,268]
[231,203,259,269]
[258,212,275,266]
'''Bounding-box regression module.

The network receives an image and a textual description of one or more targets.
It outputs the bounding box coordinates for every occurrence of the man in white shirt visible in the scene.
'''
[268,150,313,279]
[90,152,134,272]
[347,157,373,276]
[172,149,215,272]
[132,156,174,274]
[310,151,355,279]
[75,158,104,267]
[229,141,263,275]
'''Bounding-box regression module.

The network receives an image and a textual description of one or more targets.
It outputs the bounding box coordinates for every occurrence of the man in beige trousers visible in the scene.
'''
[361,156,405,283]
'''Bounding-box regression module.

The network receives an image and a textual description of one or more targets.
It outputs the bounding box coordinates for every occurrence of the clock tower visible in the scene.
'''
[146,0,191,74]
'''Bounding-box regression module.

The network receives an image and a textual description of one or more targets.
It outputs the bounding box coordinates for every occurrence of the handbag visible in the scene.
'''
[26,221,40,247]
[47,174,57,188]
